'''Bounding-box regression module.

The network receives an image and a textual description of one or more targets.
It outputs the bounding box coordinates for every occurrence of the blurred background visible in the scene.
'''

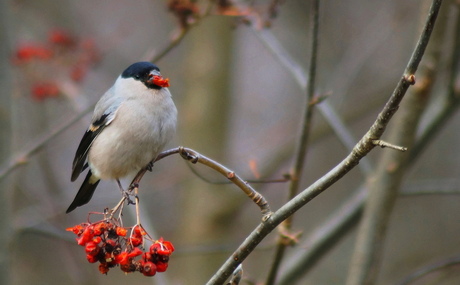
[1,0,459,284]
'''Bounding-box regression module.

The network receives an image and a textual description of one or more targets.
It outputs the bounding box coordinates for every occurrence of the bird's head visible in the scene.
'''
[121,62,170,90]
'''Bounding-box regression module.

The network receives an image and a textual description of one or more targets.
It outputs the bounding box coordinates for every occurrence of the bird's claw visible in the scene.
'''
[179,147,199,164]
[146,161,154,172]
[123,190,136,205]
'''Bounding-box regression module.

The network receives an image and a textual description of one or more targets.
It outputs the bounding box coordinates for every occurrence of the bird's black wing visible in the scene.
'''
[71,113,111,182]
[66,170,101,213]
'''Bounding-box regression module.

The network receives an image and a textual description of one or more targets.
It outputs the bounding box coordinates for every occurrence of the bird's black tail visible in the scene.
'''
[66,170,100,213]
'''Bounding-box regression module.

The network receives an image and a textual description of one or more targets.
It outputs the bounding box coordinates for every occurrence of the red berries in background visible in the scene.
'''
[31,82,60,101]
[66,220,174,277]
[15,44,53,62]
[12,28,101,101]
[48,29,76,47]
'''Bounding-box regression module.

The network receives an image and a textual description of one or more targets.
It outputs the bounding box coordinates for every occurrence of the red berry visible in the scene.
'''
[130,235,143,247]
[66,224,87,235]
[48,29,76,47]
[86,254,99,263]
[92,236,102,244]
[150,238,174,256]
[98,263,110,275]
[127,247,143,258]
[70,65,87,82]
[31,82,60,101]
[114,252,130,265]
[155,261,168,272]
[120,263,136,273]
[77,226,94,246]
[14,44,53,62]
[143,252,152,262]
[93,222,107,236]
[85,241,100,256]
[115,226,127,237]
[132,225,146,237]
[142,261,157,276]
[152,75,170,87]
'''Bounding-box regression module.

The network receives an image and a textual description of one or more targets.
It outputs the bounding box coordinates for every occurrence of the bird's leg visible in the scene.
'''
[127,163,150,192]
[117,179,135,205]
[146,161,154,172]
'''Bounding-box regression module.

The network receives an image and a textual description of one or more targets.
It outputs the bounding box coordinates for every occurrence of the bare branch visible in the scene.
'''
[149,1,215,63]
[0,103,95,182]
[278,3,459,283]
[396,255,460,285]
[153,147,272,217]
[206,1,442,283]
[346,1,444,284]
[253,24,374,176]
[266,1,320,284]
[278,186,366,285]
[409,2,460,162]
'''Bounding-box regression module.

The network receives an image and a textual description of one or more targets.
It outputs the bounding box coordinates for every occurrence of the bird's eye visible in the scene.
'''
[135,75,140,80]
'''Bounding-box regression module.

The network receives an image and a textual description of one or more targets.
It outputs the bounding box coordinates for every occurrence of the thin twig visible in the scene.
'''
[266,1,320,284]
[184,161,290,185]
[206,1,442,283]
[396,255,460,285]
[346,1,444,284]
[372,139,408,152]
[0,103,95,182]
[278,185,366,285]
[150,1,215,63]
[152,147,272,217]
[150,27,190,64]
[253,26,374,176]
[409,1,460,162]
[278,3,459,283]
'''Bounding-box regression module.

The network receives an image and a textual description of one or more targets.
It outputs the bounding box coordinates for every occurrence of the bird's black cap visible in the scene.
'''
[121,62,162,89]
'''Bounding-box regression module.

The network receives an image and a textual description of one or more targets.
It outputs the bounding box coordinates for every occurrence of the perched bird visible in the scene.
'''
[66,62,177,213]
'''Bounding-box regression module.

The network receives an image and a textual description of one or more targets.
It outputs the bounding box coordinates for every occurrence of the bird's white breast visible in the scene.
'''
[88,86,177,180]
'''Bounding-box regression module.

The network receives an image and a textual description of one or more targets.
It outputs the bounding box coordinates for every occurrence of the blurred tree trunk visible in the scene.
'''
[177,16,237,284]
[0,0,13,284]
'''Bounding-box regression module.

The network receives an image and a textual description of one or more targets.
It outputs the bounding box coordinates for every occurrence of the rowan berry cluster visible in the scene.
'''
[66,220,174,276]
[12,28,100,101]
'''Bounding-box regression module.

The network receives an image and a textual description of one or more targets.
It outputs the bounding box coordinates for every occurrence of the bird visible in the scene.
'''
[66,62,177,213]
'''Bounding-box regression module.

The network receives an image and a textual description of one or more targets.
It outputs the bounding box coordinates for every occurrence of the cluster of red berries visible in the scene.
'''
[66,221,174,276]
[12,29,100,101]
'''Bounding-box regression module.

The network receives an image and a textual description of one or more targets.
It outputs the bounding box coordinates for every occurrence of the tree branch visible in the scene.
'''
[253,26,374,176]
[265,1,320,284]
[149,1,214,63]
[278,3,458,283]
[0,103,95,182]
[206,1,442,283]
[145,147,272,217]
[395,254,460,285]
[346,1,444,284]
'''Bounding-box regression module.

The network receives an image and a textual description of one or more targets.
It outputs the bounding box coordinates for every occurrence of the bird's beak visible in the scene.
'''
[148,71,170,88]
[149,70,161,77]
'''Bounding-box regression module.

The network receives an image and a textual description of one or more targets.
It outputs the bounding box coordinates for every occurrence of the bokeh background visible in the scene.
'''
[1,0,459,284]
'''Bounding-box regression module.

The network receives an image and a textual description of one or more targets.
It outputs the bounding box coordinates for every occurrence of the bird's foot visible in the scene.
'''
[146,161,154,172]
[123,190,136,205]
